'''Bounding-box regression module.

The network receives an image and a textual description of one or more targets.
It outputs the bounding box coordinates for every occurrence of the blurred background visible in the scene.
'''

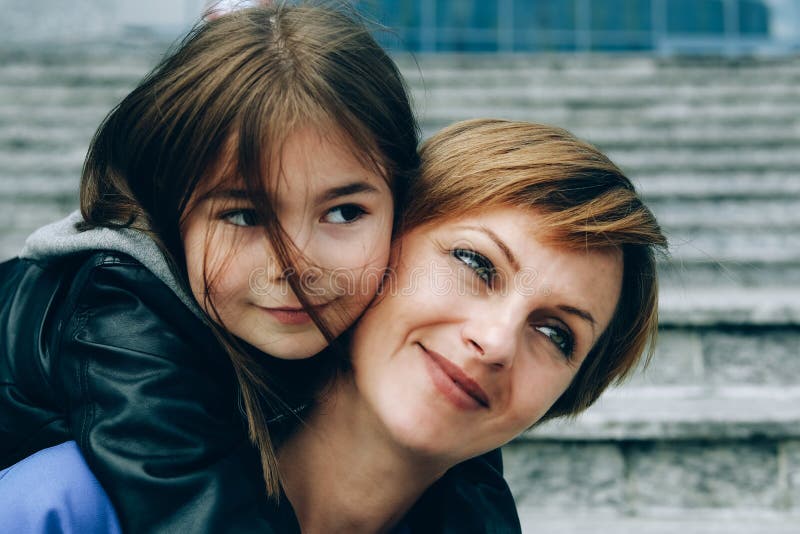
[1,1,798,532]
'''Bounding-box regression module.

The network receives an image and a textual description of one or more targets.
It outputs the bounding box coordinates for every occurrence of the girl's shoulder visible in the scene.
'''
[1,250,221,385]
[55,250,220,366]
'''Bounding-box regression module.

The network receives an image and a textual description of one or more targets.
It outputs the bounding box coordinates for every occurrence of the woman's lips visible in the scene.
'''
[419,343,490,410]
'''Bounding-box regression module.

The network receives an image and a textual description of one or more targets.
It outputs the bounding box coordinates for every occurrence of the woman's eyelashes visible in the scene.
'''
[534,323,575,359]
[451,248,497,285]
[321,203,367,224]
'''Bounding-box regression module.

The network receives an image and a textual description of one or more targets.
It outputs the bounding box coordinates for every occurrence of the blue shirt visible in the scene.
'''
[0,442,121,534]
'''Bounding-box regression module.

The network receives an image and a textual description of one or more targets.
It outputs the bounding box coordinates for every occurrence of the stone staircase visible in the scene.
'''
[1,45,799,532]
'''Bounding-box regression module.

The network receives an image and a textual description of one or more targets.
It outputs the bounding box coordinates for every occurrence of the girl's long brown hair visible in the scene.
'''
[79,2,419,497]
[409,119,668,420]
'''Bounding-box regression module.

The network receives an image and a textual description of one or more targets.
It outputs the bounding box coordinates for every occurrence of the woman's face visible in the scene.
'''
[349,206,623,462]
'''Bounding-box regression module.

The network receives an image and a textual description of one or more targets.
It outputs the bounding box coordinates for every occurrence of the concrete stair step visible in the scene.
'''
[630,327,799,387]
[0,149,86,177]
[504,435,800,529]
[634,172,800,200]
[648,199,800,229]
[598,138,799,153]
[513,512,800,534]
[0,174,80,199]
[0,200,76,233]
[658,260,800,289]
[420,106,800,134]
[0,44,163,69]
[401,56,800,83]
[0,125,96,152]
[610,147,800,173]
[583,126,800,150]
[524,325,800,437]
[408,71,800,94]
[664,232,800,264]
[529,386,800,441]
[0,86,130,107]
[0,61,151,88]
[419,86,800,111]
[415,74,800,93]
[659,286,800,325]
[0,104,111,128]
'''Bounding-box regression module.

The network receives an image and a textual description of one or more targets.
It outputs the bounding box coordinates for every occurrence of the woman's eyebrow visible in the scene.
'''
[558,305,597,335]
[317,181,381,203]
[460,225,521,271]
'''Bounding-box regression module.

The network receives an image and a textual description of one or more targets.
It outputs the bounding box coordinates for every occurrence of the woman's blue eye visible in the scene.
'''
[452,248,496,284]
[323,204,366,224]
[223,209,258,227]
[536,325,574,358]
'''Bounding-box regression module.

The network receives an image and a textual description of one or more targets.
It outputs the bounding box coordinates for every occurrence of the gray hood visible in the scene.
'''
[21,210,202,317]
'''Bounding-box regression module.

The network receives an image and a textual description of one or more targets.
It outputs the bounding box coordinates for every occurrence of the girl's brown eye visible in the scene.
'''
[222,209,258,227]
[535,325,574,358]
[322,204,366,224]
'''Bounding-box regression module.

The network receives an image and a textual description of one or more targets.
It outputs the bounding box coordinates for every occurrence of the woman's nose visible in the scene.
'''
[462,317,518,368]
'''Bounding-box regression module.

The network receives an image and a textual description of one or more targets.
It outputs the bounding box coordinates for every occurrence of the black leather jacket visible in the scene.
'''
[0,252,521,533]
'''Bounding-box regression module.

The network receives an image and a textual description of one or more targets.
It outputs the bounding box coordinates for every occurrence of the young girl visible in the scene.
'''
[0,4,518,532]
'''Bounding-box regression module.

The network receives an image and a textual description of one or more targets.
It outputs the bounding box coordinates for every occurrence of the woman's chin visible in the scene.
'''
[378,403,473,464]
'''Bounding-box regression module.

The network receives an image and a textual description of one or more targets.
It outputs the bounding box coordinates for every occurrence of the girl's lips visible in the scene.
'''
[263,307,313,325]
[262,303,329,326]
[419,343,490,410]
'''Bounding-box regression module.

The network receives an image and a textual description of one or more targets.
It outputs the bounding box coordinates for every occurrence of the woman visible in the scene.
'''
[1,119,666,532]
[276,118,667,532]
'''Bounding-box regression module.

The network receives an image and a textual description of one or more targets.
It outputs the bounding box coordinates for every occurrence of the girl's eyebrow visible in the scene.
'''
[199,189,249,202]
[203,182,380,204]
[317,181,381,203]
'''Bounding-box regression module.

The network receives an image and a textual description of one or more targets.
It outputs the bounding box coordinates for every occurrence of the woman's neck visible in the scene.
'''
[277,376,448,534]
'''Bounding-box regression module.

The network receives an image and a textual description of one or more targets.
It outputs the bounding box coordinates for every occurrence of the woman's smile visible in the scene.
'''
[418,343,490,410]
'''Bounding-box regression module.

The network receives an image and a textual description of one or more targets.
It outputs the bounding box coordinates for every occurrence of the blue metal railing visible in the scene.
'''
[365,0,800,55]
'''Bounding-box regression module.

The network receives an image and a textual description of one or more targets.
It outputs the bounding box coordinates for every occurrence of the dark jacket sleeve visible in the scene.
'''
[53,253,299,533]
[406,448,522,534]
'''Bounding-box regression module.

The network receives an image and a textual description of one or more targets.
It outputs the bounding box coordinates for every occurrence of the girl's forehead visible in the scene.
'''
[189,132,390,209]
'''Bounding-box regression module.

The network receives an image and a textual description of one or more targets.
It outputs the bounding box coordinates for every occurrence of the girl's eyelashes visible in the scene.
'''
[321,204,367,224]
[221,209,258,227]
[219,203,367,228]
[451,248,496,285]
[535,324,575,359]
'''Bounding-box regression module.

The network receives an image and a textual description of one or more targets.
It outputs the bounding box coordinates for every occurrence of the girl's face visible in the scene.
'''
[348,206,623,462]
[182,125,394,359]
